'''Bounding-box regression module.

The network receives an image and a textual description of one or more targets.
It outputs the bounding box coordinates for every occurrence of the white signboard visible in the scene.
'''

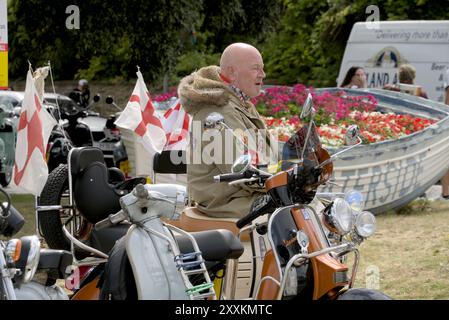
[338,21,449,102]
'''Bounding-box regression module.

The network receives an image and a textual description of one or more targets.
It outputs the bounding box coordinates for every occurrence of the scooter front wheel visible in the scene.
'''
[337,288,392,300]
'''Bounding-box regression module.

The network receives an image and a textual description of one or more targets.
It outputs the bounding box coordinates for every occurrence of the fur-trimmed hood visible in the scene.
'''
[178,65,236,114]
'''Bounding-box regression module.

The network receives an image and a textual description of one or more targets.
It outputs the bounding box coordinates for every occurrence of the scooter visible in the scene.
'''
[46,94,128,174]
[35,146,244,300]
[168,93,391,300]
[0,102,19,187]
[0,187,72,300]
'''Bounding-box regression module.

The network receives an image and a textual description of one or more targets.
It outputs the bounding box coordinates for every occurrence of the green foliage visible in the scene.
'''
[7,0,282,84]
[8,0,203,82]
[262,0,449,86]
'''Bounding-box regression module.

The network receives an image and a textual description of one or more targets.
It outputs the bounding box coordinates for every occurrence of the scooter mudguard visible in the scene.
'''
[337,288,392,300]
[14,282,69,300]
[125,221,188,300]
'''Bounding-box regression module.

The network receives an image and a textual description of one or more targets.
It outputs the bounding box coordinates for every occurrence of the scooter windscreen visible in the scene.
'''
[281,123,333,185]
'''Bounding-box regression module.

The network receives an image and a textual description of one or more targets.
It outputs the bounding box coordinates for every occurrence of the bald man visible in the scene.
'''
[178,43,275,218]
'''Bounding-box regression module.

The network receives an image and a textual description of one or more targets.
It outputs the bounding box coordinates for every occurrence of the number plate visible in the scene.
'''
[93,142,116,151]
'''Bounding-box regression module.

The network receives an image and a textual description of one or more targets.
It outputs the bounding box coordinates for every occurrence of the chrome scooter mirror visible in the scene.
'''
[316,125,362,169]
[204,112,225,130]
[300,93,314,119]
[231,154,251,173]
[344,124,360,146]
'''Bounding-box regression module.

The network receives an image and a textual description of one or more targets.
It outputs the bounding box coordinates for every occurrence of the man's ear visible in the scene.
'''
[226,66,238,82]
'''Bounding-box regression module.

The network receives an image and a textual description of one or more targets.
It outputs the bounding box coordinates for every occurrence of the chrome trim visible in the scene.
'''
[349,248,360,289]
[62,226,108,259]
[267,204,304,288]
[0,242,17,299]
[67,148,76,257]
[161,223,216,300]
[253,276,281,299]
[35,205,74,211]
[276,243,351,299]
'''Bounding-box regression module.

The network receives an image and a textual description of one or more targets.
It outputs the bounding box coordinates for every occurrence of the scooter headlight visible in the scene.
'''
[354,211,376,238]
[323,198,354,235]
[344,190,364,212]
[15,236,41,283]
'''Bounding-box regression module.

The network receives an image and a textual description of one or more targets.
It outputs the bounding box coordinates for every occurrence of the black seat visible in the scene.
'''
[176,229,244,261]
[70,147,146,224]
[86,221,243,261]
[153,150,186,174]
[37,249,73,283]
[87,223,131,254]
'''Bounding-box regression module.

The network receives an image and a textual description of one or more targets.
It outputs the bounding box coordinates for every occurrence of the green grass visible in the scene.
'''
[3,194,449,299]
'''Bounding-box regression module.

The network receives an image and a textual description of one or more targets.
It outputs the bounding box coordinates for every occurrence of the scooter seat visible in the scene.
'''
[86,222,243,261]
[87,223,131,254]
[167,207,251,242]
[176,229,244,261]
[37,249,73,280]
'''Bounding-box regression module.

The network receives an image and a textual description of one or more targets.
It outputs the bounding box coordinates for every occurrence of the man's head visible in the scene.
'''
[219,43,265,98]
[78,79,89,92]
[398,64,416,84]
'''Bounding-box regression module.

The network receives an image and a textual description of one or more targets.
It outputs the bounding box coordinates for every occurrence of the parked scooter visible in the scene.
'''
[0,187,72,300]
[46,94,128,174]
[0,102,19,187]
[168,94,391,300]
[35,146,244,300]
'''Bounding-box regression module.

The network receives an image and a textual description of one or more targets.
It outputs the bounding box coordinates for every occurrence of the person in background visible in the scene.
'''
[69,79,90,108]
[384,64,428,99]
[340,66,367,89]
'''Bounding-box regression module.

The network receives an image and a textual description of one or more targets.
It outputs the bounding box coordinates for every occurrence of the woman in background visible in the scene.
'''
[340,66,367,89]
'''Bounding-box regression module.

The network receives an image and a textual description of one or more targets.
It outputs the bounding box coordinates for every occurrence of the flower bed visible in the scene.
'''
[154,84,437,148]
[254,85,436,147]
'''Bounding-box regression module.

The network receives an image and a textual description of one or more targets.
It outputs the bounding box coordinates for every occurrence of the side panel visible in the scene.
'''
[126,223,188,300]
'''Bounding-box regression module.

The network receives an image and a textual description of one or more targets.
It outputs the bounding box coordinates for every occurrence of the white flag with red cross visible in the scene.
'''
[13,69,57,195]
[162,99,191,151]
[115,70,166,154]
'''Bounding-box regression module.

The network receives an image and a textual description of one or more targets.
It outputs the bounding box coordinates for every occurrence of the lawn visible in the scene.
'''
[4,194,449,300]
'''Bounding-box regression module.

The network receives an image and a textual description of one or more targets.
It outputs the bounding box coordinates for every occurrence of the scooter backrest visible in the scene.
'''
[70,147,105,176]
[73,161,122,224]
[153,150,186,174]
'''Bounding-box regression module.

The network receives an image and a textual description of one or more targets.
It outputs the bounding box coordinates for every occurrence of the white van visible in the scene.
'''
[337,20,449,102]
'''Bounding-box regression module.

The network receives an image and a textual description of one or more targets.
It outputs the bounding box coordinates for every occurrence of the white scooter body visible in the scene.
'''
[14,281,69,300]
[119,184,190,300]
[125,222,187,300]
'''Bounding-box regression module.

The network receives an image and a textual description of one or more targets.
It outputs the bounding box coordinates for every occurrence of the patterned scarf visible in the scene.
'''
[229,84,251,102]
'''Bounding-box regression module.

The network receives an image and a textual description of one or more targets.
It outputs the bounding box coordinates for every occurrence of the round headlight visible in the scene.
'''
[16,235,41,283]
[344,190,364,212]
[355,211,376,238]
[324,198,355,235]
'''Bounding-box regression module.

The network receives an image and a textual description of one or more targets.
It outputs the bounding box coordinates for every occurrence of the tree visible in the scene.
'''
[262,0,449,86]
[8,0,202,82]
